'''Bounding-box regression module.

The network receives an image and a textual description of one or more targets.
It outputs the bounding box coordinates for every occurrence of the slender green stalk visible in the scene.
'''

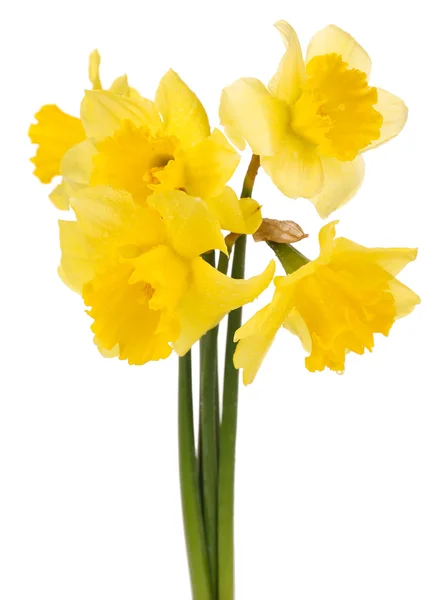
[266,241,310,274]
[218,154,260,600]
[178,353,213,600]
[199,251,220,597]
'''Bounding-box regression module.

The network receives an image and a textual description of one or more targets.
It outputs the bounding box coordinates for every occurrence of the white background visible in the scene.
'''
[1,0,447,598]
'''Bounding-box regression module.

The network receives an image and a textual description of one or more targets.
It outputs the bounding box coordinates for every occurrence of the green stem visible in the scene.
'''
[200,251,220,597]
[266,241,310,274]
[218,154,259,600]
[178,353,213,600]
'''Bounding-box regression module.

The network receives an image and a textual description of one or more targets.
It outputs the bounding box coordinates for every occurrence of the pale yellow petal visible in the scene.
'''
[49,182,70,210]
[60,139,96,195]
[306,25,372,77]
[389,279,421,319]
[183,129,239,199]
[89,49,102,90]
[71,185,165,251]
[94,336,120,358]
[155,69,210,148]
[173,258,276,356]
[309,155,365,218]
[332,238,418,276]
[269,20,306,106]
[283,308,312,352]
[318,220,338,253]
[220,78,289,156]
[261,134,323,198]
[362,89,408,151]
[58,220,95,293]
[233,285,294,385]
[81,90,162,142]
[149,191,227,258]
[206,187,262,234]
[109,74,130,95]
[29,105,86,183]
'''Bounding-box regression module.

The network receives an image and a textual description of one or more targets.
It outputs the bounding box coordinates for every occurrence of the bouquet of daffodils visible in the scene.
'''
[29,21,419,600]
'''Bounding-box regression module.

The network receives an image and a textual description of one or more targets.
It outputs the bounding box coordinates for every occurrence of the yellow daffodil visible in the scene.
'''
[234,222,419,384]
[220,22,408,218]
[59,185,274,364]
[30,54,260,235]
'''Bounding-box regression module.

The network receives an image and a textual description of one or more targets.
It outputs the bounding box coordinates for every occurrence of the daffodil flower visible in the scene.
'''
[59,186,274,364]
[30,55,261,235]
[220,22,408,218]
[234,221,419,384]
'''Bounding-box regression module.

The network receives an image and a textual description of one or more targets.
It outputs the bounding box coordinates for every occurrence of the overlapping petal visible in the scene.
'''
[149,191,227,258]
[220,77,289,156]
[183,129,239,199]
[81,90,162,142]
[60,139,96,195]
[363,89,408,151]
[305,25,372,77]
[206,187,262,234]
[173,258,276,356]
[261,134,323,198]
[269,20,306,106]
[155,69,210,148]
[309,155,365,218]
[70,185,165,252]
[233,285,295,385]
[58,220,95,293]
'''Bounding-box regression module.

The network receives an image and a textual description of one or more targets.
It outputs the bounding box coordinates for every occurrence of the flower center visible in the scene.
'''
[290,53,383,161]
[91,122,184,204]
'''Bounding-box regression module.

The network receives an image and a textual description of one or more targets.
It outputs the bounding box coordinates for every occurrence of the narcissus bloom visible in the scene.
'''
[30,54,260,234]
[234,222,419,384]
[59,186,274,364]
[220,22,408,218]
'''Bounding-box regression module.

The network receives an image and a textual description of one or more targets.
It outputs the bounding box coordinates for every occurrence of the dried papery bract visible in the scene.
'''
[253,218,308,244]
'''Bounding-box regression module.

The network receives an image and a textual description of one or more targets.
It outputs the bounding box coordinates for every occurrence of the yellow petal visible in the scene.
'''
[269,20,306,106]
[309,155,365,218]
[29,105,86,183]
[261,134,323,198]
[233,284,294,385]
[71,185,165,251]
[306,25,372,77]
[363,89,408,151]
[58,220,95,293]
[84,264,174,364]
[155,69,210,149]
[206,187,262,234]
[81,90,162,142]
[173,258,276,356]
[332,238,418,276]
[89,49,102,90]
[109,74,130,95]
[183,129,240,199]
[389,279,421,318]
[220,78,289,156]
[60,139,96,195]
[149,191,227,258]
[49,182,70,210]
[283,308,312,352]
[94,336,120,358]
